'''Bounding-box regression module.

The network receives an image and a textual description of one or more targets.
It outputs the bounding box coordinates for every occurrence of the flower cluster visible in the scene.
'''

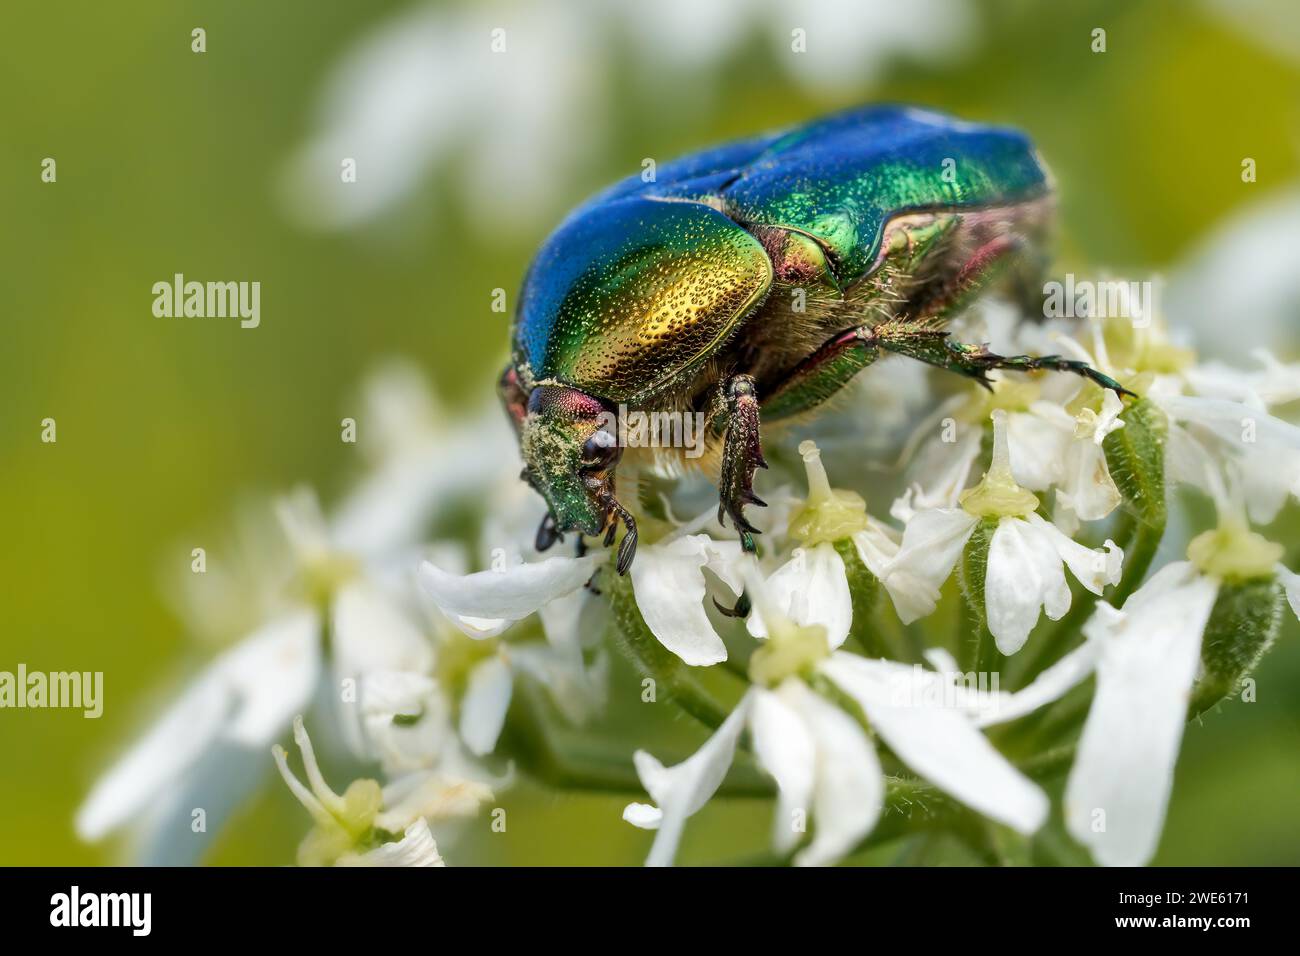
[78,305,1298,867]
[426,306,1300,867]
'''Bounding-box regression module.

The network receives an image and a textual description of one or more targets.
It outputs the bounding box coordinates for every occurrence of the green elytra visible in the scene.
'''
[499,105,1131,574]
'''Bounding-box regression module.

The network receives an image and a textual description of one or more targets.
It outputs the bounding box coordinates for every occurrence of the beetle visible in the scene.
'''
[498,105,1129,575]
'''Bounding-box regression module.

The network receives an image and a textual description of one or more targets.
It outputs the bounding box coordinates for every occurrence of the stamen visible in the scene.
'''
[271,744,335,829]
[292,715,346,816]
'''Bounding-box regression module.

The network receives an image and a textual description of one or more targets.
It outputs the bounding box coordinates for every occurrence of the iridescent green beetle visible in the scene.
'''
[499,105,1129,574]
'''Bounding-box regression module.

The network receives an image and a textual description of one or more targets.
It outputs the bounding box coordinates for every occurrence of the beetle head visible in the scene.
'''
[519,384,637,573]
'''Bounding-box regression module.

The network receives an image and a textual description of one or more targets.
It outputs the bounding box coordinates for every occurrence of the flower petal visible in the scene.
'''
[747,541,852,649]
[418,553,599,638]
[625,697,751,867]
[1027,513,1123,595]
[629,535,728,666]
[1056,441,1122,523]
[970,642,1099,728]
[985,517,1069,655]
[898,420,984,514]
[850,521,899,579]
[1064,563,1219,866]
[459,655,513,756]
[702,537,748,598]
[332,581,434,677]
[356,670,451,773]
[820,653,1047,834]
[749,687,816,855]
[1007,406,1071,491]
[76,610,320,841]
[778,680,883,867]
[342,818,446,867]
[1278,563,1300,620]
[880,507,978,623]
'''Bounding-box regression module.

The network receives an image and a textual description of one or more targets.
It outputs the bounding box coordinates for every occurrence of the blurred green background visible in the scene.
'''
[2,0,1297,865]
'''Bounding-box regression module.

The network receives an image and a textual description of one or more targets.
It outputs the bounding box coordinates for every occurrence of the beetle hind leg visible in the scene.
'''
[871,320,1134,398]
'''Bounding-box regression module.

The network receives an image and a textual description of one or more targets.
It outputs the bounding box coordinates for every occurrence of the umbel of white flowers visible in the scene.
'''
[421,310,1300,867]
[75,309,1300,866]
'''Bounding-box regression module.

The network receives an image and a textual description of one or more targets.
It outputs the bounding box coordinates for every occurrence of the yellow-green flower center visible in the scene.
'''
[959,409,1040,518]
[1188,523,1283,582]
[748,618,830,687]
[788,440,870,545]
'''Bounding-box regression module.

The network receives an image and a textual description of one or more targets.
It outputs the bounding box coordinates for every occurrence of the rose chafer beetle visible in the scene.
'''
[499,105,1130,574]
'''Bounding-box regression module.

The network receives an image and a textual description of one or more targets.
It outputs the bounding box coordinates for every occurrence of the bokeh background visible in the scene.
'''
[2,0,1298,865]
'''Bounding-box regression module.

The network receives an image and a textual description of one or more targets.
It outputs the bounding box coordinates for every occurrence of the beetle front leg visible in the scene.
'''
[714,374,768,552]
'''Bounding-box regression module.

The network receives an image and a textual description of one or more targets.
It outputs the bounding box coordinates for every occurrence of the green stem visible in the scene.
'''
[957,517,1001,675]
[836,540,892,659]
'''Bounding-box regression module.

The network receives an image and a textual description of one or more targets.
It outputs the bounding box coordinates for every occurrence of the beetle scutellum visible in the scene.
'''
[499,105,1130,576]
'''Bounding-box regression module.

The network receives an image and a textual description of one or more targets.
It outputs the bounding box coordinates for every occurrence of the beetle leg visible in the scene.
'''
[715,374,768,552]
[759,326,883,422]
[870,320,1135,398]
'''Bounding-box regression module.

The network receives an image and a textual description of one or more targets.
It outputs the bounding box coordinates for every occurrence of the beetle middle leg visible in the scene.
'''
[759,326,883,422]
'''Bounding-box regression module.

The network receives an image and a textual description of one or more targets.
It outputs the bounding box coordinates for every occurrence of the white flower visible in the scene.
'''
[747,440,900,648]
[415,557,608,753]
[1061,516,1300,867]
[1159,393,1300,525]
[75,610,320,855]
[1032,311,1300,526]
[338,819,445,868]
[1055,389,1127,529]
[1063,562,1218,867]
[623,580,1051,866]
[79,477,461,859]
[883,410,1123,653]
[273,717,491,867]
[1279,563,1300,619]
[1183,349,1300,408]
[420,506,748,666]
[892,358,1126,532]
[629,532,746,666]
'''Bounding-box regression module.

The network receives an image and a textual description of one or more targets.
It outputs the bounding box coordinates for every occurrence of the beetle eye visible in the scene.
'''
[580,428,619,470]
